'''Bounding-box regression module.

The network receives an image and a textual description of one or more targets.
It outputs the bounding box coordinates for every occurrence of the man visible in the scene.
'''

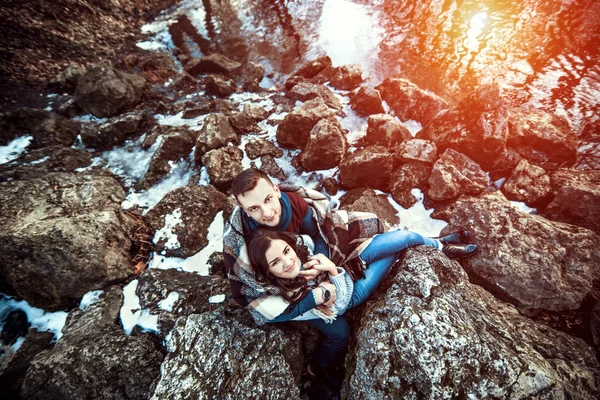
[223,167,333,324]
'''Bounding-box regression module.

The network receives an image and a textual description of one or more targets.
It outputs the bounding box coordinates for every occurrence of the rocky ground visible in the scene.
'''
[1,0,600,399]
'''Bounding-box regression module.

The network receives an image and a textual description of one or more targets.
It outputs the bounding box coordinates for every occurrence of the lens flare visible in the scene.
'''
[465,12,488,53]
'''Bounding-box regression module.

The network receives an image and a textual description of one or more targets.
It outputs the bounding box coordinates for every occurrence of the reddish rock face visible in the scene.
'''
[285,82,342,110]
[205,74,237,98]
[339,188,399,226]
[301,116,346,171]
[276,97,335,150]
[0,108,80,149]
[389,161,432,208]
[201,146,244,191]
[507,109,578,169]
[193,113,239,164]
[185,53,242,77]
[376,78,449,125]
[350,87,385,117]
[501,159,551,205]
[339,146,394,191]
[329,64,363,91]
[365,114,411,148]
[418,84,510,172]
[543,169,600,235]
[428,148,489,202]
[395,139,438,165]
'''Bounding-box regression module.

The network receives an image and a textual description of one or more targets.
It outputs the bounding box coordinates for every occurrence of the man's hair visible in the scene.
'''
[232,168,273,199]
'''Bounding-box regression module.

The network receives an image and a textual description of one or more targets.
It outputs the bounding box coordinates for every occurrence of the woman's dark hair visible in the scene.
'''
[249,229,310,303]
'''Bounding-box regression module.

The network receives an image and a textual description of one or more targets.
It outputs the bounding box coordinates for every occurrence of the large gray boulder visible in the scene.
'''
[276,97,335,150]
[136,269,233,339]
[428,148,489,202]
[0,173,137,310]
[435,191,600,315]
[347,246,600,399]
[145,185,229,258]
[0,108,80,149]
[150,308,303,399]
[21,287,163,400]
[74,64,146,118]
[376,78,449,125]
[301,116,346,171]
[193,113,239,164]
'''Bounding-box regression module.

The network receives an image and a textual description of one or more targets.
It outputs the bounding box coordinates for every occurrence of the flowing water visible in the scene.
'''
[142,0,600,133]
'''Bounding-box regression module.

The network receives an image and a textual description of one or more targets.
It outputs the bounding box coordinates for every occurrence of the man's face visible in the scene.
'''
[237,178,282,227]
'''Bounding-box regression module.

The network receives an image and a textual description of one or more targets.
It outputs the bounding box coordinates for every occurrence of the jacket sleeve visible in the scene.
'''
[301,208,329,257]
[270,290,318,322]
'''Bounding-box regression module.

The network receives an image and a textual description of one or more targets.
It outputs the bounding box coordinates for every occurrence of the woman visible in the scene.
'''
[248,226,475,391]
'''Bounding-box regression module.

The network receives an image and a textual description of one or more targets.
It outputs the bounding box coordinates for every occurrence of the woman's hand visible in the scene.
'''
[302,254,338,276]
[313,281,337,306]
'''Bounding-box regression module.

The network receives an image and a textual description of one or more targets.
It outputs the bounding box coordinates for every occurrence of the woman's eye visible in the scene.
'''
[283,247,289,254]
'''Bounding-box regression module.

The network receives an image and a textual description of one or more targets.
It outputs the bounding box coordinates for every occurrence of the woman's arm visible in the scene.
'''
[271,283,336,322]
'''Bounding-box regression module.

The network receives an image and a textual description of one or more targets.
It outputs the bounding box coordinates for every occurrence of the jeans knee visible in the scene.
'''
[326,324,350,347]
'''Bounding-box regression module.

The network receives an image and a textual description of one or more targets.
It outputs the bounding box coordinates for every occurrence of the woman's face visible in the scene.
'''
[265,239,301,279]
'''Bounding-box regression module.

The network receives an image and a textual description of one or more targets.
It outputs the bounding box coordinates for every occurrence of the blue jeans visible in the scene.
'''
[310,230,440,367]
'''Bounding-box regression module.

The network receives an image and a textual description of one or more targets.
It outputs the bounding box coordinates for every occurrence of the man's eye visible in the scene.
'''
[249,207,257,212]
[266,196,272,203]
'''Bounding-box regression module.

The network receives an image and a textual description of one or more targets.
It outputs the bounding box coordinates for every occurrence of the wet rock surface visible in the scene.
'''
[136,269,233,339]
[80,110,151,151]
[508,109,578,169]
[502,159,551,205]
[150,308,303,399]
[301,116,346,171]
[193,112,239,163]
[389,161,432,208]
[365,114,411,147]
[276,97,335,149]
[74,64,146,118]
[435,191,600,315]
[419,85,511,171]
[139,126,197,189]
[347,246,600,399]
[376,78,449,125]
[245,138,284,159]
[201,146,244,191]
[185,53,242,77]
[205,74,237,97]
[428,148,489,202]
[286,82,342,110]
[144,185,229,258]
[0,329,55,399]
[0,108,80,149]
[339,188,399,226]
[21,287,163,400]
[0,173,137,310]
[0,146,92,183]
[349,87,385,117]
[340,146,394,191]
[544,169,600,234]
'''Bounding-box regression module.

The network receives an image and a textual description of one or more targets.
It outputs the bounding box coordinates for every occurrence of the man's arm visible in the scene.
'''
[301,208,329,257]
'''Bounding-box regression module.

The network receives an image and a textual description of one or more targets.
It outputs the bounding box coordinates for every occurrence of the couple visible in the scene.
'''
[223,168,476,387]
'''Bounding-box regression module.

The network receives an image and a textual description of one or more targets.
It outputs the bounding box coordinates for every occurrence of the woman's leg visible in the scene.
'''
[348,230,440,309]
[360,230,440,265]
[309,316,350,367]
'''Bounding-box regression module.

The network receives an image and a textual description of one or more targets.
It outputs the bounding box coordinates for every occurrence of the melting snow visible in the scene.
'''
[0,135,32,165]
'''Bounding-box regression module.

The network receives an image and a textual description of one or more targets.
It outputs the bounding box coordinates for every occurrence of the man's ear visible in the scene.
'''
[273,184,281,198]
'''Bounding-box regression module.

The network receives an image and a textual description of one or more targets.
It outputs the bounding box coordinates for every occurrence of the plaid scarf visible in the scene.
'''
[223,186,386,325]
